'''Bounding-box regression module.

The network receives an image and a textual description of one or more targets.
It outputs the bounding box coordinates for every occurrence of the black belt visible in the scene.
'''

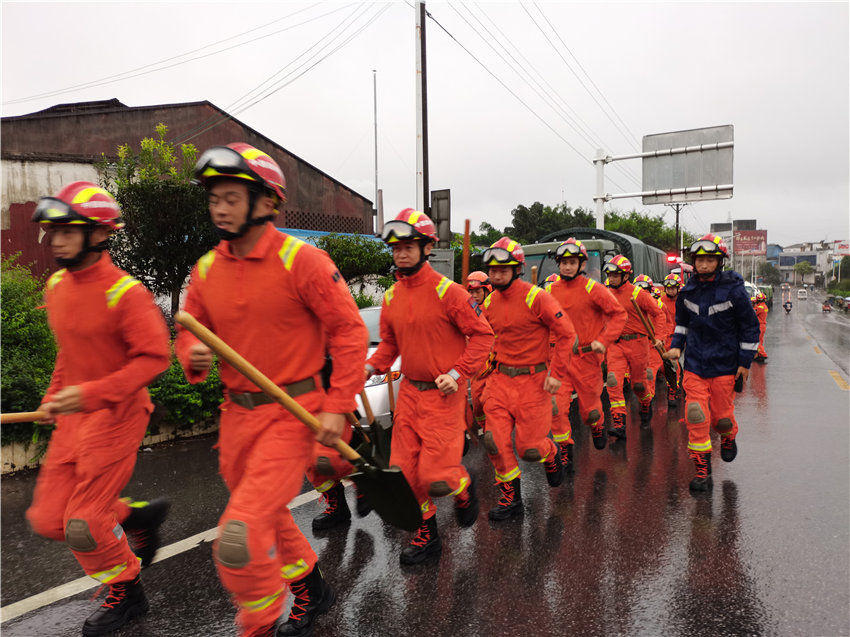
[573,342,594,353]
[497,362,547,377]
[228,377,316,409]
[408,379,438,391]
[616,333,642,343]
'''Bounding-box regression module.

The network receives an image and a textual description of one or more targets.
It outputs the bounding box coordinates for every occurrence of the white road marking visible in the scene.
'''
[0,488,325,623]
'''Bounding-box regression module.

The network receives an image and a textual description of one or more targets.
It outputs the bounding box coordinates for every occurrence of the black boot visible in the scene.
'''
[277,566,335,637]
[311,483,351,532]
[558,441,575,473]
[122,498,170,568]
[399,516,441,565]
[688,451,713,492]
[720,436,738,463]
[590,423,607,450]
[488,478,523,521]
[639,401,653,428]
[609,413,627,440]
[454,476,479,527]
[82,576,148,636]
[354,484,373,518]
[544,445,565,487]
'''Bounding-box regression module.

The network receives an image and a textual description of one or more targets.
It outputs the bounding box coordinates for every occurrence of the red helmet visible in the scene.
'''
[543,272,560,291]
[193,143,287,205]
[381,208,438,244]
[603,254,632,276]
[554,237,588,261]
[633,274,653,290]
[482,237,525,266]
[663,273,683,288]
[688,233,729,262]
[466,271,492,294]
[651,286,662,299]
[32,181,124,230]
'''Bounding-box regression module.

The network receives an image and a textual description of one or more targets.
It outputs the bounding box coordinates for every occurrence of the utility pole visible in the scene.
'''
[666,202,688,257]
[415,1,430,214]
[373,69,379,231]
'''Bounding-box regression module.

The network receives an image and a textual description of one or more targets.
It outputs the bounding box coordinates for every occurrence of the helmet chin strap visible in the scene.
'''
[396,242,430,276]
[55,227,108,268]
[492,266,521,290]
[608,274,627,289]
[215,187,273,241]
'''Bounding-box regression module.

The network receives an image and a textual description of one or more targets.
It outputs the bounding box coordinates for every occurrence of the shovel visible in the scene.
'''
[1,411,48,424]
[175,311,422,532]
[358,391,390,468]
[630,298,679,390]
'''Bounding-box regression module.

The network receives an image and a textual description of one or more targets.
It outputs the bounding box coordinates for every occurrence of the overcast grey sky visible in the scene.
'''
[3,1,848,246]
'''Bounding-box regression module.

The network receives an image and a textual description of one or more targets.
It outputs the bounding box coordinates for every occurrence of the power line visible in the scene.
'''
[468,2,641,188]
[533,1,642,150]
[3,2,350,106]
[176,4,392,146]
[521,2,640,153]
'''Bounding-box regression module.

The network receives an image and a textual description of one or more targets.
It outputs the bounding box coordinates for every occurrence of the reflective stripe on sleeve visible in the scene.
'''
[674,325,688,335]
[585,279,596,293]
[197,250,216,280]
[708,301,733,315]
[525,286,541,308]
[683,299,700,315]
[740,342,759,351]
[436,276,451,299]
[105,276,140,308]
[278,235,305,271]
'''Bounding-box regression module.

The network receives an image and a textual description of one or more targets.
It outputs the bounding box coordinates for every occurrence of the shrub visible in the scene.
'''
[352,292,377,309]
[148,357,222,429]
[1,256,57,445]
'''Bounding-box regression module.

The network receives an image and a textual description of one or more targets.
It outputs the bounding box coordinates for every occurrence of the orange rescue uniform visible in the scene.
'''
[176,223,367,636]
[754,302,768,358]
[366,262,494,519]
[606,282,666,415]
[548,276,627,443]
[482,280,577,482]
[653,292,678,374]
[27,255,170,587]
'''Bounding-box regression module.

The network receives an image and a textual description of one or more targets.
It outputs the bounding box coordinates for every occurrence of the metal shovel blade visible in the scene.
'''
[349,464,422,532]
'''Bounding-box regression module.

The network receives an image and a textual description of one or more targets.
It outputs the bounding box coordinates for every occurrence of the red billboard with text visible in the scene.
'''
[733,230,767,256]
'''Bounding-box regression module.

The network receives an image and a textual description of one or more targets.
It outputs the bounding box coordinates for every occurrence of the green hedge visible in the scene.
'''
[149,356,222,430]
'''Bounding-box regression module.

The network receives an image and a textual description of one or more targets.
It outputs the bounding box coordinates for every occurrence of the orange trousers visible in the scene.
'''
[682,371,738,453]
[306,426,353,493]
[607,338,653,415]
[215,391,322,636]
[390,379,470,520]
[26,402,150,586]
[470,376,488,428]
[483,370,557,482]
[552,351,605,444]
[758,322,768,357]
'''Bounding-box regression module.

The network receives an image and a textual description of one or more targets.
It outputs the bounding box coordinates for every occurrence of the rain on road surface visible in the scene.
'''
[2,297,848,636]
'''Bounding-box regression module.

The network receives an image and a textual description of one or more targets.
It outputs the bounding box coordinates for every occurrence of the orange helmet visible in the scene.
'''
[193,142,287,204]
[603,254,632,276]
[482,237,525,266]
[467,271,492,294]
[382,208,438,244]
[554,237,588,261]
[663,273,683,288]
[687,233,729,262]
[634,274,654,290]
[32,181,124,230]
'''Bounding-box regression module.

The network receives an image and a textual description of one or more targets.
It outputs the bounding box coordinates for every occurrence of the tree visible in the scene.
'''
[604,209,695,253]
[793,260,815,275]
[758,261,781,286]
[97,123,217,318]
[314,233,392,291]
[504,202,596,244]
[470,221,503,247]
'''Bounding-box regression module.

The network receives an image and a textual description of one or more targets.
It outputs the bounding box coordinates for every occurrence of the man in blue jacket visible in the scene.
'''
[664,234,760,493]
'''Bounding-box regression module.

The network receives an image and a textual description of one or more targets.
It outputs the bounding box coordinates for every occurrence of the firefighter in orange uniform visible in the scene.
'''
[547,239,627,457]
[466,271,493,431]
[752,292,769,362]
[25,183,171,636]
[176,143,368,637]
[365,210,494,565]
[603,256,666,436]
[480,237,577,521]
[659,274,684,404]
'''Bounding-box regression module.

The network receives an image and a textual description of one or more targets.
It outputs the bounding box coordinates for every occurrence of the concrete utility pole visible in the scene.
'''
[373,69,378,227]
[415,1,430,214]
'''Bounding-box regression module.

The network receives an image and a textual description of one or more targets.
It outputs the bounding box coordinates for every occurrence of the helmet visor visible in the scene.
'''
[381,220,422,243]
[690,240,724,256]
[635,281,652,290]
[482,247,517,265]
[555,243,583,259]
[193,146,261,185]
[663,279,680,288]
[32,197,91,225]
[602,262,621,274]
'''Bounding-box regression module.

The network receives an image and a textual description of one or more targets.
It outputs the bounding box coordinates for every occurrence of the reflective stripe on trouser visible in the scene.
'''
[554,350,605,442]
[389,379,470,520]
[215,395,321,635]
[682,371,738,452]
[25,404,149,585]
[483,370,557,482]
[607,339,653,415]
[306,426,353,491]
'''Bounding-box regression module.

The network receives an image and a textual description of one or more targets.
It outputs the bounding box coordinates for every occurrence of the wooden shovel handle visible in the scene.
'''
[630,297,663,354]
[387,373,396,412]
[175,311,362,463]
[359,390,376,424]
[1,411,48,424]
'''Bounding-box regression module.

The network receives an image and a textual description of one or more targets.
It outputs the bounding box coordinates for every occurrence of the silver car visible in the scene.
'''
[355,306,401,420]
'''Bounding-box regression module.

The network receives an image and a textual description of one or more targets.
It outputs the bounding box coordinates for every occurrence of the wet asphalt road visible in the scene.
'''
[2,297,848,636]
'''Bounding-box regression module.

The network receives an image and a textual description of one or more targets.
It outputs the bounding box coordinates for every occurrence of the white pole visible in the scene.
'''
[376,189,384,235]
[415,3,424,211]
[373,69,378,219]
[594,148,605,229]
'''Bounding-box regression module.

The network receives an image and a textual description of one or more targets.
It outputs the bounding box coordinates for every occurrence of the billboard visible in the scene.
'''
[833,241,850,256]
[642,125,733,205]
[733,230,767,256]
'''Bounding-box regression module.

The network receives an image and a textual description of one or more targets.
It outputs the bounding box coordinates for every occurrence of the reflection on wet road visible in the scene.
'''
[2,299,848,636]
